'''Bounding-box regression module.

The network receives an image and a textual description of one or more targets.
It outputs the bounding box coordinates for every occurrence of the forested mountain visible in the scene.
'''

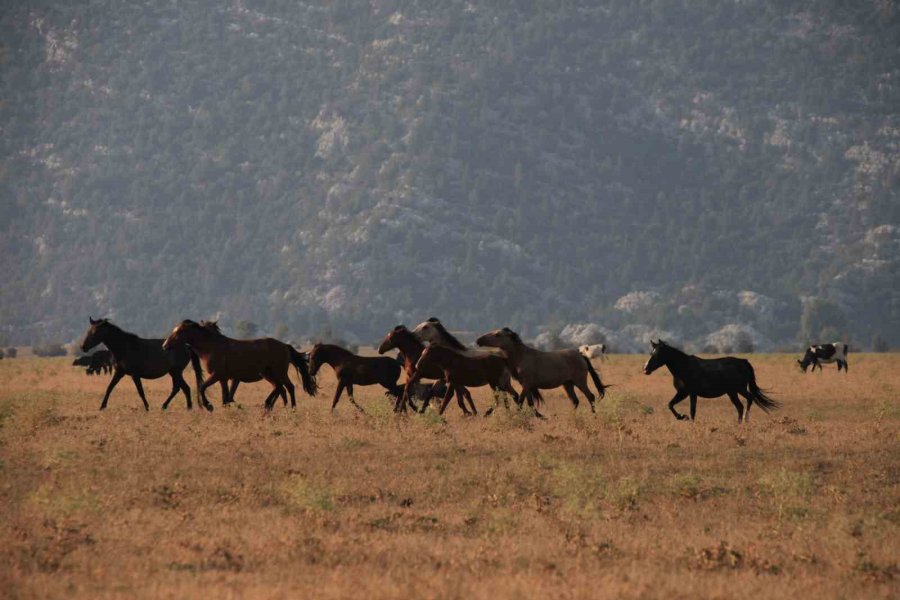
[2,1,898,350]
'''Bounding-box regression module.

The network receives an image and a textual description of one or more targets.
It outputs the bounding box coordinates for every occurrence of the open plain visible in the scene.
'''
[1,353,898,599]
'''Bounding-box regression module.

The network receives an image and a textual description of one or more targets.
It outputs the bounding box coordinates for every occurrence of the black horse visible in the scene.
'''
[643,340,779,423]
[81,317,208,411]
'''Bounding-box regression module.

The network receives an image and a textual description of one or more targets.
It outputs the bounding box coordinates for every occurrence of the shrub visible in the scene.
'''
[872,333,890,353]
[4,347,16,358]
[32,342,67,357]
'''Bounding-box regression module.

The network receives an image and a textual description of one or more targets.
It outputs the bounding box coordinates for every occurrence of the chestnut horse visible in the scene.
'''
[399,344,524,416]
[308,343,403,413]
[377,325,477,415]
[162,320,317,410]
[477,327,608,413]
[80,318,206,411]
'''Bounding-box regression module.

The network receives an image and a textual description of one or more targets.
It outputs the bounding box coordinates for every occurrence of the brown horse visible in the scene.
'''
[308,343,402,413]
[80,318,207,411]
[476,327,608,413]
[193,320,271,407]
[377,325,477,415]
[162,320,317,410]
[398,344,524,416]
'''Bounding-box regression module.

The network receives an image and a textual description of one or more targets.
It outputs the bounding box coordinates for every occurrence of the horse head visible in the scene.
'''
[81,317,111,352]
[475,327,521,353]
[162,320,202,350]
[643,339,666,375]
[308,342,324,376]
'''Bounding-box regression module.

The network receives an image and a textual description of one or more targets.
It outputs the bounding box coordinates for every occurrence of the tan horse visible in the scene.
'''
[476,327,608,413]
[162,320,316,410]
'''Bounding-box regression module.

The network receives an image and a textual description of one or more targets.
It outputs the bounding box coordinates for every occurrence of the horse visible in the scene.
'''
[308,343,403,413]
[377,325,477,415]
[642,339,779,423]
[80,317,207,411]
[162,320,316,410]
[798,343,849,372]
[399,344,523,416]
[477,327,608,414]
[192,320,269,406]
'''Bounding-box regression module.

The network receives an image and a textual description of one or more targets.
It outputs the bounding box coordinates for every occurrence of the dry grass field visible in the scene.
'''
[1,352,898,599]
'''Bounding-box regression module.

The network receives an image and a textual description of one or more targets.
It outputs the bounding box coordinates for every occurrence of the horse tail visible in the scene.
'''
[582,355,608,399]
[843,344,849,357]
[290,346,318,396]
[745,361,780,412]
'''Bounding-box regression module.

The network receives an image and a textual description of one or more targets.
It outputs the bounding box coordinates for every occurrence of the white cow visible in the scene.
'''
[578,344,607,361]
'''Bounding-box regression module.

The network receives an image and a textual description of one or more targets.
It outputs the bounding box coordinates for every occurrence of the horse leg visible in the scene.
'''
[689,393,698,420]
[331,382,346,412]
[99,369,125,410]
[161,375,184,410]
[463,388,477,415]
[455,388,471,416]
[736,389,753,423]
[346,383,366,414]
[131,376,150,411]
[522,387,544,419]
[224,380,238,405]
[573,378,597,413]
[180,372,203,411]
[285,379,296,408]
[562,382,581,410]
[668,390,690,420]
[727,392,744,423]
[438,384,456,416]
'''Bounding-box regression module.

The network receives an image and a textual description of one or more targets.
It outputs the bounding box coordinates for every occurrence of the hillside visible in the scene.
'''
[1,1,898,350]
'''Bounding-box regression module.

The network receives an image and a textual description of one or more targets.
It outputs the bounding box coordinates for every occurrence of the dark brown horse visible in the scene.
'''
[643,340,779,422]
[398,344,523,416]
[377,325,477,415]
[477,327,608,413]
[162,320,316,410]
[80,318,207,411]
[308,343,403,412]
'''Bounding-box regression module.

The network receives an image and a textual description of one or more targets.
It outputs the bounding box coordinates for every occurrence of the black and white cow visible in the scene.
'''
[798,343,849,372]
[579,344,608,361]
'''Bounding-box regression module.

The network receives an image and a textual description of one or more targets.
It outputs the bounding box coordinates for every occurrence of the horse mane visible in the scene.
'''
[97,318,139,340]
[430,320,467,350]
[502,327,525,347]
[199,320,224,334]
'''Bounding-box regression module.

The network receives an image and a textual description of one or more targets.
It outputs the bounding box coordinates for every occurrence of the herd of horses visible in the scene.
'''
[74,316,851,423]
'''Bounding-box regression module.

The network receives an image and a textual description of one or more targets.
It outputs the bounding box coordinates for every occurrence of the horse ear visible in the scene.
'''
[650,340,658,348]
[393,325,403,331]
[89,316,97,325]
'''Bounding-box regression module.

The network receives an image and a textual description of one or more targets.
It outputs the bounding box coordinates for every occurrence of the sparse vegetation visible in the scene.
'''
[0,353,897,598]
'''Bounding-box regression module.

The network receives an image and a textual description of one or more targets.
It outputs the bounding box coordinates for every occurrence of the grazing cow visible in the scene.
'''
[578,344,607,360]
[798,343,849,372]
[72,355,93,372]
